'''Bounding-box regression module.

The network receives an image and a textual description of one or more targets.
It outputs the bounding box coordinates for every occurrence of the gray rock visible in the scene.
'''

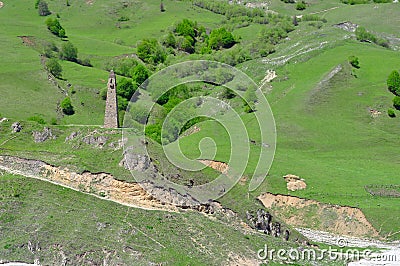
[32,127,56,143]
[119,148,151,172]
[65,131,79,142]
[11,122,22,133]
[82,135,108,147]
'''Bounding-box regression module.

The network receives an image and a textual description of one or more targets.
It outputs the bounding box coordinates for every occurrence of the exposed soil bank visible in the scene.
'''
[258,192,378,238]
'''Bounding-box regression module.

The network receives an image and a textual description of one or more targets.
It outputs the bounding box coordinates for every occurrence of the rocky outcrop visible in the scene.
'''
[32,127,56,143]
[11,122,22,133]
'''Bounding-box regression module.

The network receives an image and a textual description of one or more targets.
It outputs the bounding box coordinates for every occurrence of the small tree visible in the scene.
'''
[348,56,360,69]
[131,64,149,86]
[393,96,400,111]
[38,1,51,16]
[61,97,74,115]
[117,78,137,100]
[388,108,396,118]
[45,18,66,38]
[60,41,78,62]
[387,70,400,96]
[46,58,62,78]
[296,1,307,10]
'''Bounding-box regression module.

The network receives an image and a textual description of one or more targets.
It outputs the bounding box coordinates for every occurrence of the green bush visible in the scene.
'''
[208,28,236,50]
[348,56,360,69]
[137,39,167,65]
[60,41,78,62]
[296,1,307,10]
[387,70,400,96]
[355,26,389,48]
[130,64,149,85]
[50,118,58,125]
[100,88,107,100]
[117,78,137,100]
[61,97,74,115]
[28,115,46,124]
[393,96,400,111]
[45,18,66,38]
[388,108,396,118]
[341,0,369,4]
[46,58,62,78]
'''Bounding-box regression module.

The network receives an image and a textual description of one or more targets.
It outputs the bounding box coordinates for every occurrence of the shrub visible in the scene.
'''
[78,57,92,67]
[50,118,58,125]
[60,42,78,62]
[388,108,396,118]
[296,1,307,10]
[137,39,167,65]
[393,96,400,111]
[61,97,74,115]
[45,18,66,38]
[117,96,128,111]
[46,58,62,78]
[38,1,51,16]
[208,28,236,50]
[387,70,400,96]
[28,115,46,124]
[130,64,149,86]
[348,56,360,69]
[117,78,137,100]
[100,88,107,100]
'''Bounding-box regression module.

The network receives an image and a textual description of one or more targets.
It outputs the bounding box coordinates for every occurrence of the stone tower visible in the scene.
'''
[104,70,119,128]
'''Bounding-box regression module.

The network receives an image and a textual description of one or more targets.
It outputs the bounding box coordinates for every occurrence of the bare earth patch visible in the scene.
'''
[258,192,379,238]
[198,159,229,174]
[0,2,3,8]
[283,174,307,191]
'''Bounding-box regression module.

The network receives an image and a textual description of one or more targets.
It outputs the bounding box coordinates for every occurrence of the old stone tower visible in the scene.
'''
[104,70,119,128]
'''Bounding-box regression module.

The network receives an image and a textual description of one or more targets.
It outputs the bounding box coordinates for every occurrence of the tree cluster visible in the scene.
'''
[355,26,389,48]
[386,70,400,115]
[45,18,66,38]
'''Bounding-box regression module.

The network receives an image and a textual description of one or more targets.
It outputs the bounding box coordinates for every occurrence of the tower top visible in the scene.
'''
[109,70,116,79]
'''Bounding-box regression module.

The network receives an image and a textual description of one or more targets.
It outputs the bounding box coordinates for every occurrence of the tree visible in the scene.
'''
[38,1,51,16]
[60,41,78,62]
[208,28,236,50]
[348,56,360,69]
[388,108,396,118]
[45,18,66,38]
[117,78,137,100]
[46,58,62,78]
[61,97,74,115]
[296,1,306,10]
[393,96,400,110]
[137,39,166,65]
[387,70,400,96]
[131,64,149,86]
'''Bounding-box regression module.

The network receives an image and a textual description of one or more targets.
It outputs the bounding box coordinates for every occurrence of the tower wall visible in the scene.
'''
[104,71,119,128]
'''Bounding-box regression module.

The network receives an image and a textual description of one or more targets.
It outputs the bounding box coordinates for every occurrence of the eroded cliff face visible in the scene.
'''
[0,155,175,211]
[258,192,378,238]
